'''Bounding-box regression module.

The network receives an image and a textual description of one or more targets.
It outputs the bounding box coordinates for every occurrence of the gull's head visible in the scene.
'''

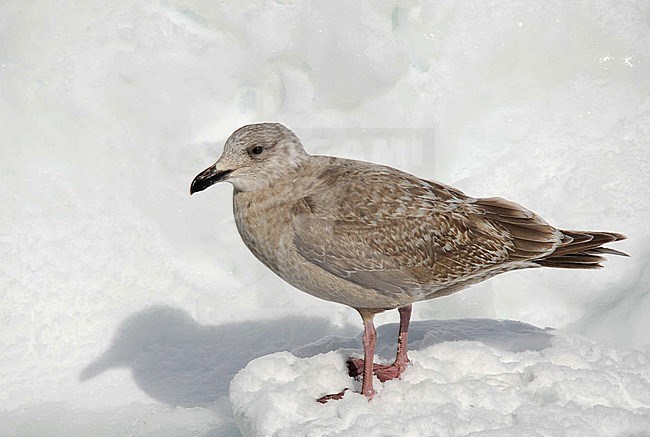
[190,123,310,194]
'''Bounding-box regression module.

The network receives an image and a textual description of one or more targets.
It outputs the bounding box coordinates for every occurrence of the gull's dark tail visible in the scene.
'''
[535,230,628,269]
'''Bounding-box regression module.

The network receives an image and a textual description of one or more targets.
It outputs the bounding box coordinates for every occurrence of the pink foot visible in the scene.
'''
[347,357,409,383]
[316,388,348,404]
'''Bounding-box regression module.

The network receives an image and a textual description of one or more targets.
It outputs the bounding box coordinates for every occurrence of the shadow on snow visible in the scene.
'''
[80,305,553,407]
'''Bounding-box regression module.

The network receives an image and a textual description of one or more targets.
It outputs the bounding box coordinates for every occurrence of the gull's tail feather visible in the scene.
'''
[535,230,628,269]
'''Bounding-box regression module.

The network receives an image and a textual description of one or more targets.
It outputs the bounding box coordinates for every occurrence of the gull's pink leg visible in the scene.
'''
[348,305,412,382]
[317,309,378,403]
[387,304,412,378]
[359,311,377,399]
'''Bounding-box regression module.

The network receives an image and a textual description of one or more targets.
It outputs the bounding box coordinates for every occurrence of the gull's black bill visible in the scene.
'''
[190,165,232,195]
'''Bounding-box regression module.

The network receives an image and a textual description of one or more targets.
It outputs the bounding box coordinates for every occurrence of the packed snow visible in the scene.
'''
[231,322,650,436]
[1,0,649,436]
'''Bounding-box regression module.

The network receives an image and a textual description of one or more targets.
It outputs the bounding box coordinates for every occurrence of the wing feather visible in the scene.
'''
[290,164,549,297]
[289,158,624,296]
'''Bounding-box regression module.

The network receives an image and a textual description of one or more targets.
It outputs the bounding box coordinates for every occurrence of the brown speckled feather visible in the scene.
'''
[291,157,625,298]
[292,159,538,298]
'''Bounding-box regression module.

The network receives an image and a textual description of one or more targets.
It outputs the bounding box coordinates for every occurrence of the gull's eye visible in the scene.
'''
[250,146,264,156]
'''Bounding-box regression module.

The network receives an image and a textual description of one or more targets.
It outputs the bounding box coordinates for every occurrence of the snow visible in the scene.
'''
[231,321,650,436]
[1,0,649,435]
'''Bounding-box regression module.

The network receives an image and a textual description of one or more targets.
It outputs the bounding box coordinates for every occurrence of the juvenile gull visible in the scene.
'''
[190,123,627,402]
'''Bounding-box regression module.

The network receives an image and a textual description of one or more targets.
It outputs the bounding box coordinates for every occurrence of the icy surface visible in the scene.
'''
[1,0,649,435]
[231,321,650,436]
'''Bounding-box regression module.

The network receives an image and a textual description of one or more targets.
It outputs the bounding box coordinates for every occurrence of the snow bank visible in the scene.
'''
[231,320,650,436]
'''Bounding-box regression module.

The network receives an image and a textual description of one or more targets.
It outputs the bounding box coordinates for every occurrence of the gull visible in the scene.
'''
[190,123,627,402]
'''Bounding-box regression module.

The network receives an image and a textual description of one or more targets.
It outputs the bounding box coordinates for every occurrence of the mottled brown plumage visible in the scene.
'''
[191,122,627,401]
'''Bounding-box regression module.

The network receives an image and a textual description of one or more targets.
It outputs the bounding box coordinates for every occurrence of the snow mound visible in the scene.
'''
[231,320,650,436]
